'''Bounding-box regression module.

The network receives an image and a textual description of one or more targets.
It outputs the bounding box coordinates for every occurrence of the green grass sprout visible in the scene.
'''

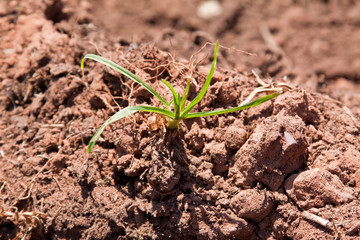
[81,42,281,153]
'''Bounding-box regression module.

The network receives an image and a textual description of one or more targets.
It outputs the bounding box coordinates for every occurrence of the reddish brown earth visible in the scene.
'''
[1,0,360,239]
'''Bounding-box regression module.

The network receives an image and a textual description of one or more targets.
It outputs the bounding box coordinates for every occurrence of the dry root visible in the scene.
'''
[1,182,47,239]
[0,206,47,239]
[240,70,298,106]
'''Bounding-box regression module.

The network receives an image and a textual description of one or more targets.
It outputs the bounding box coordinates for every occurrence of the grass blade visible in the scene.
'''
[184,92,281,118]
[180,41,219,117]
[162,79,179,106]
[176,92,181,118]
[87,106,174,153]
[162,79,182,118]
[81,54,170,108]
[180,79,191,111]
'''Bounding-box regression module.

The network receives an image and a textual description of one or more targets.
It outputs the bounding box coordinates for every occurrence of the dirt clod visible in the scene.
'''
[147,152,181,193]
[229,115,307,190]
[284,168,355,210]
[230,189,275,222]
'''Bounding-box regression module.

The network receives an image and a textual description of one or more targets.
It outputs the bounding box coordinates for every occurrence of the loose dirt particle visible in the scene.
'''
[224,125,247,150]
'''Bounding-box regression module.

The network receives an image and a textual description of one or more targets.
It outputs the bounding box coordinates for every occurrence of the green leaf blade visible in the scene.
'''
[180,79,191,111]
[87,106,174,153]
[162,79,180,116]
[184,91,281,119]
[180,41,219,118]
[162,79,178,105]
[81,54,169,108]
[175,93,181,119]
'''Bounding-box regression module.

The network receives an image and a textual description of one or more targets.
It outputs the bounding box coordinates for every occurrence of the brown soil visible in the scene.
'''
[1,0,360,239]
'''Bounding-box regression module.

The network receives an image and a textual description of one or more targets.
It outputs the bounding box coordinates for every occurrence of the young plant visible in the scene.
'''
[81,42,281,153]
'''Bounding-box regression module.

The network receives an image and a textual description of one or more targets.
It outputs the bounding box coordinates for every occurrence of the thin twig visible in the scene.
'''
[259,23,292,68]
[89,41,102,56]
[302,211,334,230]
[40,124,65,128]
[18,182,34,201]
[0,182,6,193]
[52,176,63,192]
[0,182,7,206]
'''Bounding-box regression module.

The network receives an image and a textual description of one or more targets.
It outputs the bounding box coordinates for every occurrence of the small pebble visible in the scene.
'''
[197,0,222,19]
